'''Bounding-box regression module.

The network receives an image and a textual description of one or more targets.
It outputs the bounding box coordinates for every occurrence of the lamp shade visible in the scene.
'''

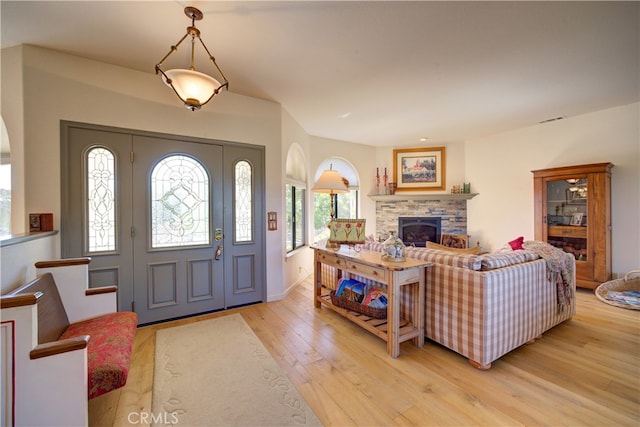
[163,69,221,108]
[312,169,348,194]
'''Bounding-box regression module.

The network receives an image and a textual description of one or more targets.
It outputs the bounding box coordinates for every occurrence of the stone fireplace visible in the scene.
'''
[374,197,468,242]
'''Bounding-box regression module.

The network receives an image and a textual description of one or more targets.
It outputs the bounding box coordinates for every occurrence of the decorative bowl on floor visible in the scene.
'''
[595,270,640,310]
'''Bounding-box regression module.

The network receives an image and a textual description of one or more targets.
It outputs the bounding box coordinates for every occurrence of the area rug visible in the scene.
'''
[152,314,322,426]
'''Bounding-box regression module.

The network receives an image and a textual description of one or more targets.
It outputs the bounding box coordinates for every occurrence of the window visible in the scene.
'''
[234,160,253,243]
[0,161,10,238]
[86,147,116,252]
[0,116,11,237]
[336,190,359,219]
[285,144,307,253]
[286,184,305,252]
[313,158,360,243]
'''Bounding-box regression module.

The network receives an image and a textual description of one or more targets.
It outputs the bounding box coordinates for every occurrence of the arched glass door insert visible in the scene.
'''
[150,154,210,248]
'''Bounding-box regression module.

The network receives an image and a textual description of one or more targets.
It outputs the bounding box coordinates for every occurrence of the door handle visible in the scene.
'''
[215,245,223,260]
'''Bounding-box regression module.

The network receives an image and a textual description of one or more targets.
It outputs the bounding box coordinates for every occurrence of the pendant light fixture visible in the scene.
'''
[155,6,229,111]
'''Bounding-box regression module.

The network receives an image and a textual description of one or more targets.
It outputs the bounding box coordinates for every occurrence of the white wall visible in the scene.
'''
[466,103,639,276]
[281,109,314,295]
[1,45,287,299]
[281,114,380,295]
[0,234,58,293]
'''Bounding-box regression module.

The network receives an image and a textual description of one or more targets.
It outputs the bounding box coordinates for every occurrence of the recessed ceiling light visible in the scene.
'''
[419,137,428,142]
[338,112,351,119]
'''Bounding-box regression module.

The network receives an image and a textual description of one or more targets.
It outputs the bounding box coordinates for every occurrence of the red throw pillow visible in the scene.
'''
[508,236,524,250]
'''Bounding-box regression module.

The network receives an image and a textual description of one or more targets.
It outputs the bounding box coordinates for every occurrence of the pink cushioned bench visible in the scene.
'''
[3,271,138,398]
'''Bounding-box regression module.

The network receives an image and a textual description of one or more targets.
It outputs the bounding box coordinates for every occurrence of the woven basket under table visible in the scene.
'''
[329,291,387,319]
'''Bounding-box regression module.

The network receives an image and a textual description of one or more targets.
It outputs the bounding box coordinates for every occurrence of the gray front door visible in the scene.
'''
[130,135,225,324]
[62,122,265,324]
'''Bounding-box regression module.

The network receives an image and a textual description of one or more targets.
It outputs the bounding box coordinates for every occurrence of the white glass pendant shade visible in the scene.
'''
[164,69,221,109]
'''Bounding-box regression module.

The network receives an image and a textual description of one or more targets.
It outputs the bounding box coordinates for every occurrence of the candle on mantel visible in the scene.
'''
[383,167,388,192]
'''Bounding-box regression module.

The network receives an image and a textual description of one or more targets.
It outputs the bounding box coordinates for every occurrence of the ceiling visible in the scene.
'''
[1,1,638,147]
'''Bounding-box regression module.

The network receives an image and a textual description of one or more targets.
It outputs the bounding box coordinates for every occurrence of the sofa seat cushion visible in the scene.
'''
[60,311,138,399]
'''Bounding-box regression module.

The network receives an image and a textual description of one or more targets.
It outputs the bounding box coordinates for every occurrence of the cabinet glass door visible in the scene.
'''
[546,177,588,261]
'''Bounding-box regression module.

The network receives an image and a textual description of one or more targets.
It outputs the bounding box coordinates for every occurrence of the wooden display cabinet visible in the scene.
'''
[532,162,613,289]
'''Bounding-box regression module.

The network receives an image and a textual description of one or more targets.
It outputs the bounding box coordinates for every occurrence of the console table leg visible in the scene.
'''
[414,267,425,348]
[388,275,400,358]
[314,255,322,308]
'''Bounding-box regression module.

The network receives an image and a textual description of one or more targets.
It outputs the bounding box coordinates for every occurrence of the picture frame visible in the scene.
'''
[29,214,41,232]
[570,213,584,226]
[393,146,446,191]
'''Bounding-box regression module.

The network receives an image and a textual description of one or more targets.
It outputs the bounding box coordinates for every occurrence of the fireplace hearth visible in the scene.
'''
[398,217,441,247]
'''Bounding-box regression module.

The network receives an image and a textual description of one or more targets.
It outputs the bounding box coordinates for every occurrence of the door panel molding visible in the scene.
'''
[187,258,215,302]
[148,261,178,308]
[232,254,256,294]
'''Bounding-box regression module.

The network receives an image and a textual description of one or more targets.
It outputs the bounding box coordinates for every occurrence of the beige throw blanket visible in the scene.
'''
[522,240,575,313]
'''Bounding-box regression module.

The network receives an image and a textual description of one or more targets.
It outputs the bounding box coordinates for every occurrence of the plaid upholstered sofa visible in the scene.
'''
[361,241,576,369]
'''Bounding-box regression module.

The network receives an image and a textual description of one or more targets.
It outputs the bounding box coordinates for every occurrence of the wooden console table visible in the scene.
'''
[312,246,431,358]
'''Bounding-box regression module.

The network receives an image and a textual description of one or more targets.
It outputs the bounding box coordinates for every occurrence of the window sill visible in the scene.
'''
[285,245,309,258]
[0,230,59,248]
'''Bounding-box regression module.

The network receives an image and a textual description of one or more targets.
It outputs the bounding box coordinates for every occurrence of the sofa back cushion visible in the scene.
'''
[364,241,384,253]
[480,250,539,270]
[363,241,483,270]
[406,247,483,270]
[364,241,541,271]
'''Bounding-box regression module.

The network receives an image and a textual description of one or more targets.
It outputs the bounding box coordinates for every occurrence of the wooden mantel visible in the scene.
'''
[368,193,478,201]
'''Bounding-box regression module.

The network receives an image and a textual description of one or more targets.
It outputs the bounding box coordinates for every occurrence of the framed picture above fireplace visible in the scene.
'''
[393,146,446,191]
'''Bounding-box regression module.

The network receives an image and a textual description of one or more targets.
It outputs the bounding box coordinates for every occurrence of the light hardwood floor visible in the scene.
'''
[90,277,639,426]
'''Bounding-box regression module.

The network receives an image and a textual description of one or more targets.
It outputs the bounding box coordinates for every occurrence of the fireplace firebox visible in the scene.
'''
[398,217,441,247]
